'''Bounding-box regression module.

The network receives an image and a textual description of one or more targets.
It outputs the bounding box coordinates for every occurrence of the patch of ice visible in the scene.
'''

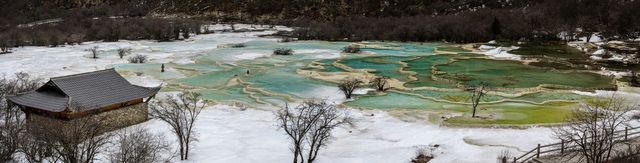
[478,45,496,50]
[314,52,342,59]
[295,49,335,54]
[590,56,603,60]
[592,90,640,102]
[592,49,606,55]
[579,33,603,43]
[572,90,597,96]
[234,52,271,60]
[482,46,521,60]
[301,85,345,104]
[124,74,164,87]
[353,88,375,95]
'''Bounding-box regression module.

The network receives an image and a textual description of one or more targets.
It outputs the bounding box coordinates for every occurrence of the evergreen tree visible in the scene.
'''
[490,17,502,40]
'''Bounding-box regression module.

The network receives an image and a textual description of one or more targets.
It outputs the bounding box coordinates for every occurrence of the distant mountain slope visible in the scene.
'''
[1,0,538,24]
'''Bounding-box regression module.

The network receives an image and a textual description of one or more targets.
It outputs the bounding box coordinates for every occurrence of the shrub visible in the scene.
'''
[342,45,361,53]
[411,146,436,163]
[89,46,99,59]
[117,48,132,59]
[108,127,172,163]
[496,150,512,163]
[273,48,294,55]
[0,46,10,54]
[128,54,147,63]
[230,43,246,48]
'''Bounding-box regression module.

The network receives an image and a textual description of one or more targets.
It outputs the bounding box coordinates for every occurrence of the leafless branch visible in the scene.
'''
[338,78,362,99]
[554,96,636,163]
[108,127,173,163]
[370,76,389,92]
[276,100,353,163]
[117,48,132,59]
[150,91,207,160]
[469,81,489,118]
[0,72,42,162]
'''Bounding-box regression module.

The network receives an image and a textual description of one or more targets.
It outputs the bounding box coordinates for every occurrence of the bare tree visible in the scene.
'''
[108,127,173,163]
[150,92,207,160]
[338,78,362,99]
[468,82,489,118]
[370,76,389,92]
[0,72,42,162]
[181,28,190,39]
[276,100,352,163]
[0,40,11,54]
[117,48,132,59]
[610,143,640,163]
[554,97,636,163]
[88,46,99,59]
[19,131,54,163]
[29,110,114,163]
[496,150,512,163]
[128,54,147,63]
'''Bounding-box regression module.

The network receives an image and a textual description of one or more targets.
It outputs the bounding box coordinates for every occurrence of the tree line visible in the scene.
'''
[291,0,640,43]
[0,18,201,49]
[2,0,639,45]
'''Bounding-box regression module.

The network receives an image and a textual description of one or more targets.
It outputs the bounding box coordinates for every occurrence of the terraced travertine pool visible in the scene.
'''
[114,38,615,125]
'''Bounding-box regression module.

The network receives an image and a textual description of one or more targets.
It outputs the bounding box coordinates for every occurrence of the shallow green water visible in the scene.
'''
[434,59,615,89]
[114,38,611,121]
[317,59,345,72]
[338,56,415,81]
[403,55,456,88]
[346,92,467,110]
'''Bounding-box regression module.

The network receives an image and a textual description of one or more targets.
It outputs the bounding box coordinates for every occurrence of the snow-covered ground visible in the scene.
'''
[136,104,555,163]
[0,26,575,163]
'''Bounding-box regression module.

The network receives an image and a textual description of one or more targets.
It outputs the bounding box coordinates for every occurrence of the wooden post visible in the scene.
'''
[625,127,629,141]
[537,144,541,158]
[513,157,517,163]
[560,140,564,154]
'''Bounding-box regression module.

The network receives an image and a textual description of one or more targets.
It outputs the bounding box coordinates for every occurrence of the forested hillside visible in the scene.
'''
[0,0,638,47]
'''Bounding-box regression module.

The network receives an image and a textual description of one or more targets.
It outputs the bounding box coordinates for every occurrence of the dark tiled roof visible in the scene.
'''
[8,90,69,112]
[7,69,160,112]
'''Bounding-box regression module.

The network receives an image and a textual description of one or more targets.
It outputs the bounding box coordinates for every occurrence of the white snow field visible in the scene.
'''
[134,104,555,163]
[0,26,583,163]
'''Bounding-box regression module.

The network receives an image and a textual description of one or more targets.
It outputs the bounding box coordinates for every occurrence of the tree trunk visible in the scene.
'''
[292,145,299,163]
[472,107,477,118]
[185,143,189,160]
[179,138,185,160]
